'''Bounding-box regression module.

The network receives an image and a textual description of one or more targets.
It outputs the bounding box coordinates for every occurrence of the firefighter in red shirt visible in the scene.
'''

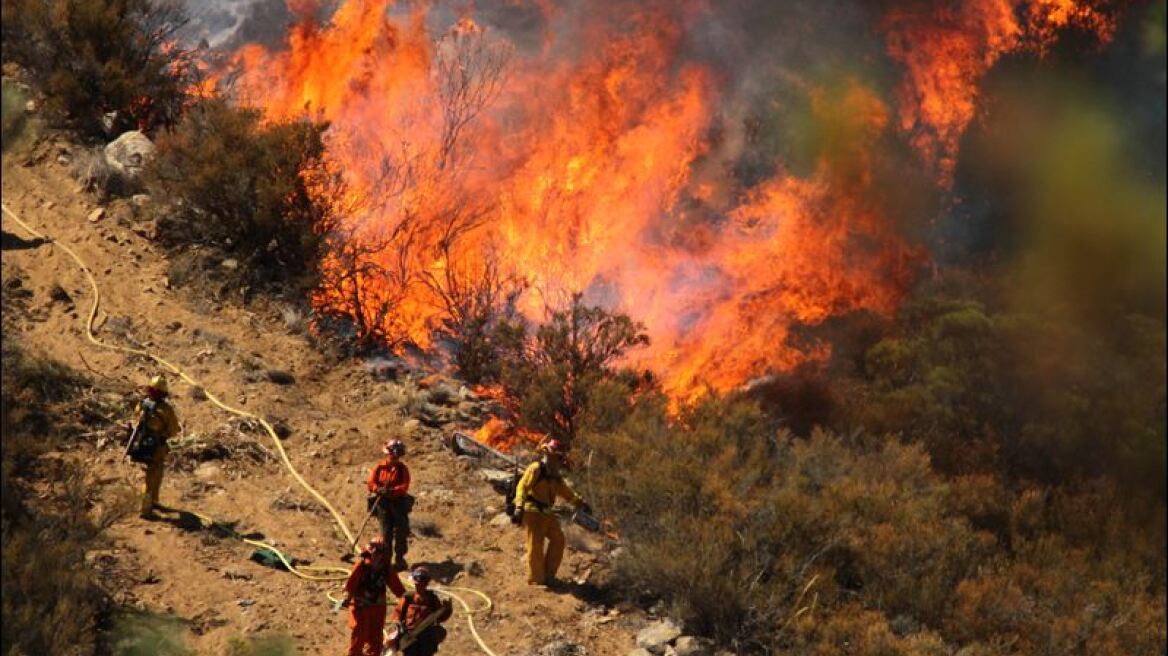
[341,537,405,656]
[367,439,413,571]
[388,566,453,656]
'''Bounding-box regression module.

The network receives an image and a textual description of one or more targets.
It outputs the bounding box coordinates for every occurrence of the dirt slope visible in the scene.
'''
[2,137,644,655]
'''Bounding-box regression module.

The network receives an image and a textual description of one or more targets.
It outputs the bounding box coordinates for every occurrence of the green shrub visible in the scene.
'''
[1,0,196,137]
[1,81,31,153]
[146,97,340,294]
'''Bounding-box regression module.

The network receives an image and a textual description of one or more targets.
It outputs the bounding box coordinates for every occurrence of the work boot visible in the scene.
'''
[139,509,158,520]
[393,557,408,572]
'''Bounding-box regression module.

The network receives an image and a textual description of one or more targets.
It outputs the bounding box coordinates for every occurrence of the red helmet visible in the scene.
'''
[383,439,406,457]
[366,537,388,555]
[539,439,567,456]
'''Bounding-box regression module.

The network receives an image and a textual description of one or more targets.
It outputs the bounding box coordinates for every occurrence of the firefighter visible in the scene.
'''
[367,438,413,571]
[341,537,406,656]
[388,566,453,656]
[511,439,591,587]
[130,374,180,519]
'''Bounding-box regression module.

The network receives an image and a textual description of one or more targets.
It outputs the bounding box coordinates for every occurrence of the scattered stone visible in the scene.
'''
[56,154,71,166]
[221,258,239,271]
[87,207,105,223]
[489,513,512,527]
[237,598,255,608]
[529,640,587,656]
[267,417,293,439]
[166,320,182,331]
[195,463,221,479]
[43,200,55,209]
[131,193,151,207]
[467,560,485,576]
[223,570,253,581]
[636,619,682,654]
[671,636,707,656]
[48,284,72,304]
[478,468,513,487]
[627,651,654,656]
[265,369,296,385]
[103,130,156,179]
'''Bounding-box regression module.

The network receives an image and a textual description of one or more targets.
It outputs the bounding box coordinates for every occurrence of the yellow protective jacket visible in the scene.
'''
[515,461,582,516]
[134,398,180,442]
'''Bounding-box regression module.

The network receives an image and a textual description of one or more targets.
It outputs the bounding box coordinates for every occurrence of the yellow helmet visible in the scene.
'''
[147,375,168,394]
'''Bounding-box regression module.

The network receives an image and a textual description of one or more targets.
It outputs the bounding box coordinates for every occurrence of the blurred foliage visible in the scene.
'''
[109,613,193,656]
[1,81,31,153]
[0,0,197,137]
[225,634,297,656]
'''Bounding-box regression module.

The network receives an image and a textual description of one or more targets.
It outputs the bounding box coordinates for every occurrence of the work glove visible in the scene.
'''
[510,509,523,525]
[578,502,593,516]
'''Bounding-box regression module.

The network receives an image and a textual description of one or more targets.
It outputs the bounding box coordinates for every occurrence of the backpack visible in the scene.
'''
[127,399,163,464]
[504,461,545,519]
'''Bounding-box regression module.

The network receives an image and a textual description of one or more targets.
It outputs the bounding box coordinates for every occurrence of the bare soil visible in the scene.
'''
[2,135,646,655]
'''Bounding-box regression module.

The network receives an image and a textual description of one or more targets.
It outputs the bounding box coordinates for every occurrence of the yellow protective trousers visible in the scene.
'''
[523,511,565,585]
[141,445,168,514]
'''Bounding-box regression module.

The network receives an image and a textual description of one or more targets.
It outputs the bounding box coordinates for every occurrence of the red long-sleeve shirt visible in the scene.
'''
[393,589,452,631]
[367,458,410,497]
[345,557,405,608]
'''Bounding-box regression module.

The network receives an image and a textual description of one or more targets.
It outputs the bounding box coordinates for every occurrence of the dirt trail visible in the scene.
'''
[2,141,642,655]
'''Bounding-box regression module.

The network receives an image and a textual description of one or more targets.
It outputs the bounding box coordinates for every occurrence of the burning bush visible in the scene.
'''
[146,97,341,294]
[1,0,197,137]
[496,294,649,443]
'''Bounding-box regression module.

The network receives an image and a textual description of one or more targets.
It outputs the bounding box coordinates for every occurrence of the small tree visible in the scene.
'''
[499,294,649,443]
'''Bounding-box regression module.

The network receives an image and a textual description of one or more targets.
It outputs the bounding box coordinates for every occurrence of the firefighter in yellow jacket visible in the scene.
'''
[129,375,180,519]
[511,439,591,587]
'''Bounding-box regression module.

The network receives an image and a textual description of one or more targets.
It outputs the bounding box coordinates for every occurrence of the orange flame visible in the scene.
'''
[882,0,1118,186]
[210,0,1118,401]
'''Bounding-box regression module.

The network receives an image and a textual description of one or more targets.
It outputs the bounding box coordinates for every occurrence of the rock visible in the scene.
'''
[48,284,72,304]
[195,463,221,479]
[265,369,296,385]
[223,570,252,581]
[221,258,239,271]
[87,207,105,223]
[467,560,485,576]
[529,641,587,656]
[489,513,512,527]
[56,154,71,166]
[478,468,513,487]
[636,619,682,654]
[671,636,707,656]
[167,320,182,331]
[131,193,151,207]
[237,598,255,607]
[103,130,156,179]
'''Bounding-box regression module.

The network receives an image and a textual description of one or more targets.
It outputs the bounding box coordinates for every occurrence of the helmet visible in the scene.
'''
[383,439,406,457]
[409,566,431,584]
[147,375,168,395]
[539,439,567,456]
[366,537,388,554]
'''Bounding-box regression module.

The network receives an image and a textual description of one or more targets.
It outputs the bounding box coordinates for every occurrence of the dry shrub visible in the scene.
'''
[1,0,196,137]
[581,390,1166,654]
[146,97,339,295]
[1,340,109,655]
[70,145,134,198]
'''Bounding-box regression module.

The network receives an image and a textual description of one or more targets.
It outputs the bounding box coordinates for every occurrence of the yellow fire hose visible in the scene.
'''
[2,202,498,656]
